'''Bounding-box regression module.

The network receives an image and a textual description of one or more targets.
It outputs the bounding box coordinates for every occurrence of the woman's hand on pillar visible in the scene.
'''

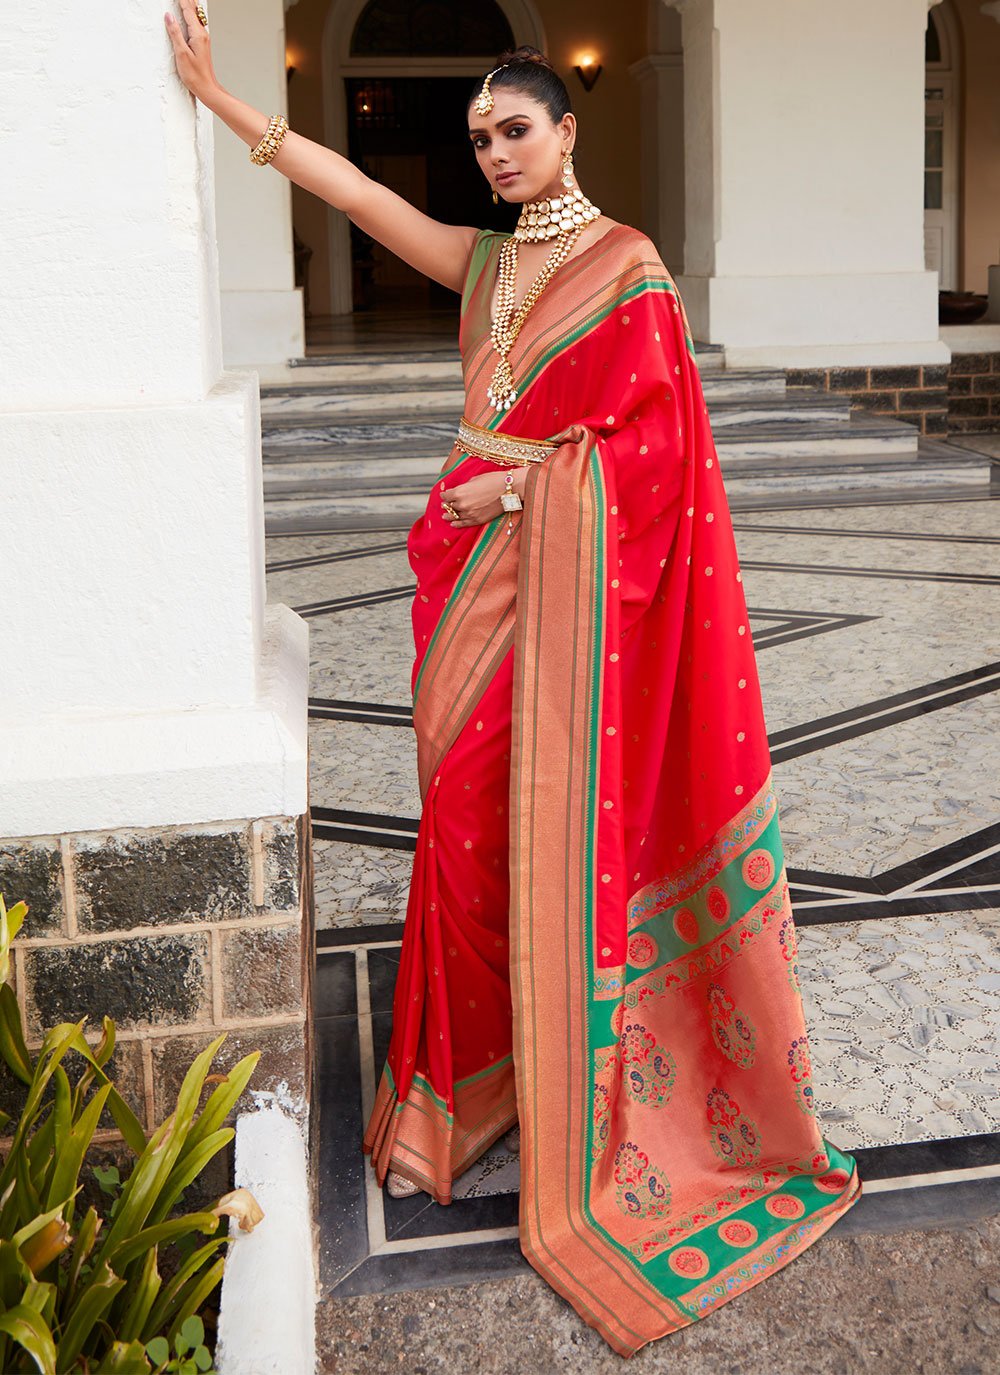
[164,2,221,104]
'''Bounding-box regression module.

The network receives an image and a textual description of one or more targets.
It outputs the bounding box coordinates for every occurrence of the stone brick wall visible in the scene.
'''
[787,354,1000,437]
[0,813,314,1141]
[786,365,950,436]
[946,352,1000,434]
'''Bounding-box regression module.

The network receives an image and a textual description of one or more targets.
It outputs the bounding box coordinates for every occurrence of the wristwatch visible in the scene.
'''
[500,470,523,512]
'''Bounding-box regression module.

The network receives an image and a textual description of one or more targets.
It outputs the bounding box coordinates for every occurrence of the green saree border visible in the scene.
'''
[569,448,858,1325]
[411,515,508,707]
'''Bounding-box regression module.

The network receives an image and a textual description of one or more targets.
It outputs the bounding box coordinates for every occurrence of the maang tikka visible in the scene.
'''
[473,63,509,117]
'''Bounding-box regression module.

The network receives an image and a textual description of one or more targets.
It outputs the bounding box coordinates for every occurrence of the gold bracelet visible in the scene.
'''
[250,115,289,167]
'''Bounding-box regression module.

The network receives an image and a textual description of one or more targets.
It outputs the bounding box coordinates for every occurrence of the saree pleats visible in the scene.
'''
[363,224,860,1348]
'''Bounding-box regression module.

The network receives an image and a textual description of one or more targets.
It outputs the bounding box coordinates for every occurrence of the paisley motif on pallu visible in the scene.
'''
[371,222,862,1355]
[706,982,757,1069]
[592,1046,619,1161]
[614,1142,672,1222]
[707,1087,762,1167]
[788,1037,816,1116]
[620,1022,678,1107]
[778,912,801,991]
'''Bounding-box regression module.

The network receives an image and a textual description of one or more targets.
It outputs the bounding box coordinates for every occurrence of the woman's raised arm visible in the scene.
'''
[165,2,478,293]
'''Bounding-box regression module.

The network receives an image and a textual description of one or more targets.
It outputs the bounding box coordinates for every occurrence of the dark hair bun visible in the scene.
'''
[498,45,556,72]
[471,44,571,124]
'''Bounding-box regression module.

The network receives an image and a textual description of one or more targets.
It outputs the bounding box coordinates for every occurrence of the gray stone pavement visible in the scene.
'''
[317,1213,1000,1375]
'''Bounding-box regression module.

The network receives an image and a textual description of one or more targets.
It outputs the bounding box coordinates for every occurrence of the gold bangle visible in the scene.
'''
[250,115,289,167]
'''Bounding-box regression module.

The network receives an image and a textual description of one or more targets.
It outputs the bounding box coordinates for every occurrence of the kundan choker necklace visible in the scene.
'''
[487,188,603,412]
[513,187,602,242]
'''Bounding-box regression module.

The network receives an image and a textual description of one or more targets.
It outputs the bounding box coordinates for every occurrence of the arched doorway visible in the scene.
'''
[925,1,962,290]
[321,0,547,315]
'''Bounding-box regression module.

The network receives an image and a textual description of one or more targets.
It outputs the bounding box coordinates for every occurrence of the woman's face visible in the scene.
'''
[468,88,575,204]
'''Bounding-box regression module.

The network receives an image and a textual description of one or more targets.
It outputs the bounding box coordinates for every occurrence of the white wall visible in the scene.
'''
[0,0,308,837]
[212,0,305,364]
[0,5,223,408]
[669,0,949,366]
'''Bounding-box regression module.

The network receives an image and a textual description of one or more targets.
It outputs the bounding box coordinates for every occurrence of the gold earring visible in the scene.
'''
[492,188,499,205]
[561,152,575,188]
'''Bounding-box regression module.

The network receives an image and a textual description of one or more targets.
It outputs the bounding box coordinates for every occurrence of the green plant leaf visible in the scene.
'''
[142,1239,227,1341]
[179,1314,203,1349]
[145,1335,170,1365]
[46,1082,111,1213]
[96,1037,226,1269]
[55,1264,125,1373]
[20,1218,72,1277]
[66,1030,147,1157]
[164,1256,224,1353]
[0,1020,85,1211]
[63,1206,101,1308]
[93,1164,122,1196]
[179,1052,258,1161]
[92,1016,117,1070]
[52,1064,72,1148]
[117,1246,162,1346]
[0,982,34,1083]
[148,1130,234,1229]
[106,1213,220,1275]
[0,1302,56,1375]
[193,1344,212,1372]
[102,1339,154,1374]
[0,1239,33,1309]
[0,896,29,985]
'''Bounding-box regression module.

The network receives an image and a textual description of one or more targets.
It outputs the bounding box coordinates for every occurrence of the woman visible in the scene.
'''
[167,12,860,1356]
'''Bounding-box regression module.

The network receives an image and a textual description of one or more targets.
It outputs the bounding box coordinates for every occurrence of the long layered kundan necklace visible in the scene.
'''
[487,187,602,412]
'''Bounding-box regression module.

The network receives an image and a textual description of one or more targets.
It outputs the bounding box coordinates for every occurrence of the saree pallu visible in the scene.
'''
[363,223,860,1355]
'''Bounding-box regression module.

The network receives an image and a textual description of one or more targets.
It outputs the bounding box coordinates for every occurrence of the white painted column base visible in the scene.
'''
[217,1105,317,1375]
[0,603,307,838]
[677,270,952,367]
[222,289,306,367]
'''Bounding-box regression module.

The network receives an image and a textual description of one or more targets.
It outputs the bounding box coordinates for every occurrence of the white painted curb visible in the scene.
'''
[216,1104,317,1375]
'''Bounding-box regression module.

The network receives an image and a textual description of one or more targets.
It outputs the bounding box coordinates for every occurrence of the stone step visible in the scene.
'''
[258,362,779,419]
[265,472,991,530]
[258,339,726,398]
[263,418,459,459]
[700,368,786,399]
[706,389,849,425]
[261,382,466,422]
[714,412,920,460]
[263,446,987,518]
[261,409,918,464]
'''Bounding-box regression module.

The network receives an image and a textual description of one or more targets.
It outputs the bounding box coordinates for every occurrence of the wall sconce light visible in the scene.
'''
[574,54,602,93]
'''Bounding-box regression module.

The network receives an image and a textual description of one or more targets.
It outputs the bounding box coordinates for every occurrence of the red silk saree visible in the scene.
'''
[363,223,860,1355]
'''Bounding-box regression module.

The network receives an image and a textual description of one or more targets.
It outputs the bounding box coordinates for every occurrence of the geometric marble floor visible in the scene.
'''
[266,483,1000,1301]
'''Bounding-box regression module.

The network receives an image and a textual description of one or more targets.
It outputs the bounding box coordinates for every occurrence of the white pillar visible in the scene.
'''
[630,3,685,275]
[212,0,305,365]
[666,0,950,367]
[0,2,307,837]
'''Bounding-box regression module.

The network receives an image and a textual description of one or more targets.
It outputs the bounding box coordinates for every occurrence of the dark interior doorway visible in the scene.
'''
[345,76,518,312]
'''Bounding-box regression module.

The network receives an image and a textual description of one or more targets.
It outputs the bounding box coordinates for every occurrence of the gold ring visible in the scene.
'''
[196,6,209,28]
[442,502,458,519]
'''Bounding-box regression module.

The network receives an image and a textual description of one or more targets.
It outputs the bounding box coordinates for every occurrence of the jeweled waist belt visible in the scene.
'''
[456,415,558,468]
